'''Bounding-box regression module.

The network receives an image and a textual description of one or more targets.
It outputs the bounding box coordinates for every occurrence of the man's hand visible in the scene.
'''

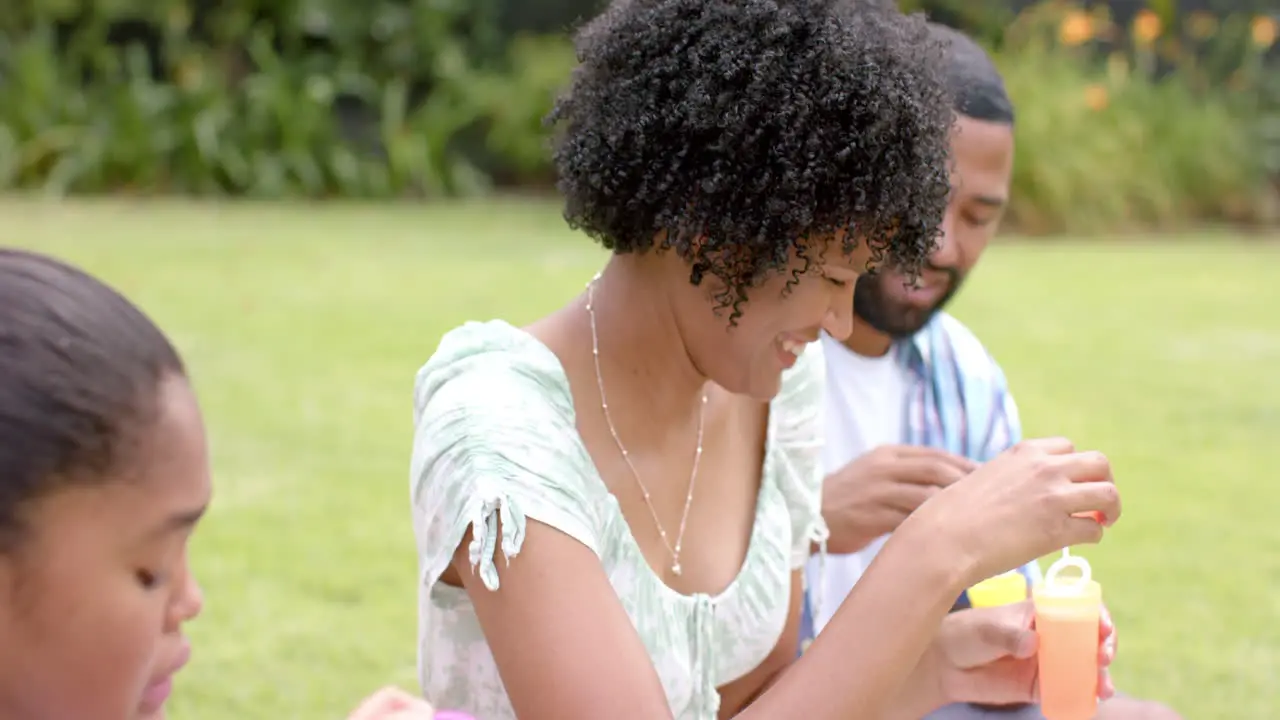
[1095,697,1184,719]
[931,601,1119,708]
[822,445,976,553]
[926,597,1116,702]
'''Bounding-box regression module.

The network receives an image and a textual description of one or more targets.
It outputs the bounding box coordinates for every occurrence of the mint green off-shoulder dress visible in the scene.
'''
[409,320,828,720]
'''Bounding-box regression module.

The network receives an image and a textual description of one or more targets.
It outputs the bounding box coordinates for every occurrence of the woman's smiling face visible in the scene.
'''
[668,235,876,400]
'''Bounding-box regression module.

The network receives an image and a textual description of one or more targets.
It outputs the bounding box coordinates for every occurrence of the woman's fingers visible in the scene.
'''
[1061,480,1123,527]
[1060,515,1106,547]
[1052,450,1113,483]
[1050,451,1122,526]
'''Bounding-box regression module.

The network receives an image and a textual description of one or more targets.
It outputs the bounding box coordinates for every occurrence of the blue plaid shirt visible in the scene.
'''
[798,312,1041,653]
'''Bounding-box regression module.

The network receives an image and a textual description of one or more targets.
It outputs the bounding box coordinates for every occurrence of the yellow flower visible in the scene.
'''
[1083,84,1109,112]
[1060,10,1094,47]
[1185,11,1218,40]
[1133,9,1162,45]
[1252,15,1277,49]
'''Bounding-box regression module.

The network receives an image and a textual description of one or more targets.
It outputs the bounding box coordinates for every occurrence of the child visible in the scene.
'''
[0,248,436,720]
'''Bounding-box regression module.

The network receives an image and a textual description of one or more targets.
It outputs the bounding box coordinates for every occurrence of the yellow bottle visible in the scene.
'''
[966,569,1029,609]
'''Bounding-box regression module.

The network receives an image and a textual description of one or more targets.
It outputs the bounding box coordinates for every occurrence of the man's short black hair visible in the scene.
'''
[928,23,1015,125]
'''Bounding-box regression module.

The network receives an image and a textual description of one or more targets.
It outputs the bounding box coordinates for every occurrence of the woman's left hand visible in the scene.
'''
[931,601,1117,707]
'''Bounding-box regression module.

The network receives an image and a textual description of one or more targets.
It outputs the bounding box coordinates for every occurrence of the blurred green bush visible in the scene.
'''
[0,0,1274,233]
[0,0,575,197]
[994,2,1278,233]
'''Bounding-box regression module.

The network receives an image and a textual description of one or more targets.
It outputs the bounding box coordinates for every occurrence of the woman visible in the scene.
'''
[409,1,1122,719]
[0,248,437,720]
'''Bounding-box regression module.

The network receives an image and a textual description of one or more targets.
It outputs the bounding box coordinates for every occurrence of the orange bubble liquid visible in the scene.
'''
[1033,580,1101,720]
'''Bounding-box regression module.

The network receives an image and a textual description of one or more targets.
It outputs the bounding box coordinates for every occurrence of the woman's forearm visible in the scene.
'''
[736,529,970,720]
[880,644,947,720]
[735,645,941,720]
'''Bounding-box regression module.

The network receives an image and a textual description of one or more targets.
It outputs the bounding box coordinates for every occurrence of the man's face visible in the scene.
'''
[853,114,1015,337]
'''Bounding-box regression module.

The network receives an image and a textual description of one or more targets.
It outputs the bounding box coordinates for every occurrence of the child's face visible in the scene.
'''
[0,377,211,720]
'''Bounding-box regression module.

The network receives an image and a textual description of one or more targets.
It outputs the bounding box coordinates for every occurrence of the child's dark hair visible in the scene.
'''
[548,0,954,320]
[0,249,185,550]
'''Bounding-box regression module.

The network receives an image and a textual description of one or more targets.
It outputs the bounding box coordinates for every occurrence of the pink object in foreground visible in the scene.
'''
[433,712,476,720]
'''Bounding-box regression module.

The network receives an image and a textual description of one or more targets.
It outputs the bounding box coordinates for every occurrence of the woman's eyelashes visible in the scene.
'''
[136,568,169,590]
[962,209,998,228]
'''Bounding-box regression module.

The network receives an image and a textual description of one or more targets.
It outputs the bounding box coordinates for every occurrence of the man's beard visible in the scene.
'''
[852,268,962,339]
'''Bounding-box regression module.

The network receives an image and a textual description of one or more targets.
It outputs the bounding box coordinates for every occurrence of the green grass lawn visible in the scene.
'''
[4,198,1276,719]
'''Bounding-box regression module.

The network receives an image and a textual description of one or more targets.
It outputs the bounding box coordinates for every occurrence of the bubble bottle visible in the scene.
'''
[1033,549,1103,720]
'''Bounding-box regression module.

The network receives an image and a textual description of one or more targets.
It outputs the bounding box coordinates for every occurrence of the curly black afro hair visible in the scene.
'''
[548,0,956,318]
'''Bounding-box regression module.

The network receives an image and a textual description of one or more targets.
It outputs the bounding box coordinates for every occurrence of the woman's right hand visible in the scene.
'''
[904,437,1122,585]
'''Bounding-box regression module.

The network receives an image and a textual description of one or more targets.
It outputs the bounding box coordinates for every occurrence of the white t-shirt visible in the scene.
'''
[804,332,910,634]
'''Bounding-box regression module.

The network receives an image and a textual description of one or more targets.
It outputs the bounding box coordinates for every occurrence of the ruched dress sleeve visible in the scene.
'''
[410,320,605,594]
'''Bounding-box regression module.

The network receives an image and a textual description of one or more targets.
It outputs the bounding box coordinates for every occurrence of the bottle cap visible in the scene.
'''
[966,570,1029,608]
[1039,550,1090,597]
[1035,552,1101,601]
